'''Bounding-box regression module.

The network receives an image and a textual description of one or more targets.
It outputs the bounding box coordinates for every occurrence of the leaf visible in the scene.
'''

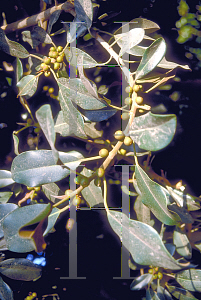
[43,207,60,236]
[0,258,42,281]
[167,188,200,211]
[79,105,117,122]
[134,195,152,225]
[2,203,51,253]
[157,285,173,300]
[11,150,84,187]
[81,168,104,207]
[175,269,201,292]
[54,110,70,137]
[146,287,160,300]
[15,58,23,83]
[157,57,190,70]
[130,18,160,33]
[47,10,62,34]
[135,38,166,81]
[65,47,99,68]
[42,183,61,203]
[0,170,15,188]
[173,227,192,259]
[22,26,52,48]
[0,203,18,238]
[107,210,182,269]
[114,28,145,56]
[0,192,13,203]
[168,203,193,224]
[167,285,198,300]
[74,0,93,29]
[128,45,147,56]
[0,276,14,300]
[36,104,59,163]
[134,164,180,225]
[57,78,87,139]
[13,132,20,155]
[130,273,152,290]
[84,122,103,138]
[16,75,39,98]
[129,112,177,151]
[0,28,29,58]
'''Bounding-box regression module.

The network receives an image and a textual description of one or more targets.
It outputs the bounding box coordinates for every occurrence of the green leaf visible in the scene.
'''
[134,195,153,226]
[167,187,200,211]
[81,168,104,207]
[75,0,93,29]
[47,10,62,34]
[107,210,182,269]
[157,285,172,300]
[79,106,117,122]
[128,45,146,56]
[36,104,59,163]
[0,28,29,58]
[130,273,152,290]
[54,110,70,137]
[65,47,99,68]
[134,165,180,225]
[0,203,18,238]
[158,57,190,70]
[0,276,14,300]
[146,287,160,300]
[175,269,201,292]
[43,207,60,236]
[11,150,84,187]
[130,112,177,151]
[84,122,103,138]
[58,78,87,139]
[42,182,62,203]
[167,285,198,300]
[135,38,166,80]
[0,192,13,203]
[12,132,20,155]
[16,74,39,98]
[114,28,145,56]
[2,204,51,253]
[15,58,23,83]
[0,258,42,281]
[22,26,52,48]
[173,227,192,259]
[0,170,15,188]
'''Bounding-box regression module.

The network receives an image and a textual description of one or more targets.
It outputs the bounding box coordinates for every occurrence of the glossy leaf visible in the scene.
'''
[0,276,14,300]
[167,285,198,300]
[135,164,180,225]
[107,210,182,269]
[0,258,42,281]
[135,38,166,80]
[22,26,52,48]
[42,183,61,203]
[36,104,59,163]
[58,78,87,139]
[130,273,152,290]
[158,57,190,70]
[84,122,103,138]
[16,74,39,98]
[0,203,18,238]
[129,45,146,56]
[81,168,104,207]
[15,58,23,83]
[79,105,117,122]
[12,132,20,155]
[43,207,60,236]
[65,47,99,68]
[134,195,152,225]
[175,269,201,292]
[3,204,51,253]
[130,112,177,151]
[173,227,192,259]
[47,10,62,34]
[11,150,84,187]
[0,28,29,58]
[54,110,70,137]
[114,28,144,56]
[157,285,173,300]
[0,170,15,188]
[0,192,13,204]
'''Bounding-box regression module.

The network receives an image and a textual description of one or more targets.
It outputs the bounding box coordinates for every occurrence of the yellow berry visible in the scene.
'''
[125,86,133,93]
[114,130,125,140]
[139,109,144,113]
[65,189,73,196]
[31,292,37,298]
[153,274,158,280]
[119,148,126,155]
[148,269,153,274]
[122,112,129,120]
[34,186,41,192]
[72,195,81,206]
[56,56,63,63]
[99,148,109,158]
[94,178,103,187]
[48,87,54,94]
[157,272,163,279]
[44,71,51,77]
[124,136,133,146]
[34,127,40,134]
[54,62,60,70]
[133,85,142,92]
[43,57,51,65]
[27,186,34,190]
[51,58,56,63]
[50,46,56,51]
[43,86,49,91]
[57,46,63,52]
[124,97,132,105]
[97,167,105,178]
[41,63,49,71]
[136,96,143,105]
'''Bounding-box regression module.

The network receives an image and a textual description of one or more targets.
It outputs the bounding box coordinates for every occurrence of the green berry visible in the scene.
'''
[119,148,126,155]
[153,274,158,280]
[99,148,109,158]
[56,55,63,63]
[97,167,105,178]
[51,58,56,63]
[54,62,60,70]
[80,176,90,187]
[125,86,133,93]
[124,97,132,105]
[27,118,33,125]
[50,46,56,51]
[148,268,153,274]
[124,136,133,146]
[57,46,63,52]
[65,189,73,196]
[34,127,40,134]
[72,195,81,206]
[94,178,103,187]
[34,186,41,192]
[122,112,129,120]
[136,96,143,105]
[157,272,163,279]
[133,85,142,93]
[44,71,51,77]
[43,57,51,65]
[114,130,125,140]
[40,63,49,71]
[48,87,54,94]
[49,51,58,58]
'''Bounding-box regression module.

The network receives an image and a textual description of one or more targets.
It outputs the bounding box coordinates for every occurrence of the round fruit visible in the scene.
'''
[153,274,158,280]
[65,189,73,196]
[56,55,63,63]
[99,148,109,158]
[97,167,105,178]
[135,96,143,105]
[125,86,133,93]
[124,97,132,105]
[48,87,54,94]
[80,176,90,187]
[34,186,41,192]
[40,63,49,71]
[72,195,81,206]
[124,136,133,146]
[27,118,33,125]
[148,269,153,274]
[122,112,129,120]
[44,71,51,77]
[54,62,60,70]
[133,85,142,93]
[48,51,54,58]
[51,58,56,63]
[94,178,103,187]
[57,46,63,52]
[157,272,163,279]
[34,127,40,134]
[50,46,56,51]
[43,57,51,65]
[114,130,125,140]
[119,148,126,155]
[31,292,37,298]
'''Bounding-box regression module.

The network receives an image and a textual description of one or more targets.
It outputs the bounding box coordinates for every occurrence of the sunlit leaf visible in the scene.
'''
[135,38,166,80]
[167,285,198,299]
[130,273,152,290]
[0,276,14,300]
[11,150,84,187]
[167,187,200,211]
[134,165,180,225]
[0,28,29,58]
[130,112,177,151]
[42,182,61,203]
[12,132,19,155]
[16,75,39,98]
[81,168,104,207]
[128,45,146,56]
[43,207,60,236]
[0,258,42,281]
[175,269,201,292]
[36,104,59,163]
[173,227,192,259]
[22,26,52,48]
[107,210,182,269]
[54,110,70,137]
[134,195,152,225]
[47,10,62,34]
[84,122,103,138]
[65,47,99,68]
[157,57,190,70]
[0,192,13,204]
[0,170,15,188]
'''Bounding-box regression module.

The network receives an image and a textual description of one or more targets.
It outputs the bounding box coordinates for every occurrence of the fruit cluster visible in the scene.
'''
[40,46,65,77]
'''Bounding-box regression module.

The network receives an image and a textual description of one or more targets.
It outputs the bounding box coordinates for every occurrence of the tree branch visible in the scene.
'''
[1,0,75,34]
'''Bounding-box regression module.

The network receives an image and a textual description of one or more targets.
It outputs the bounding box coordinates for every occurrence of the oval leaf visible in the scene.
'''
[22,26,52,48]
[175,269,201,292]
[11,150,84,187]
[47,10,62,34]
[130,112,177,151]
[0,192,13,204]
[0,170,15,188]
[54,110,70,137]
[0,276,14,300]
[157,285,173,300]
[130,273,152,290]
[135,38,166,80]
[107,210,182,269]
[173,227,192,259]
[42,183,61,203]
[15,58,23,83]
[79,106,117,122]
[167,285,198,300]
[65,47,99,68]
[0,258,42,281]
[74,0,93,29]
[17,74,38,98]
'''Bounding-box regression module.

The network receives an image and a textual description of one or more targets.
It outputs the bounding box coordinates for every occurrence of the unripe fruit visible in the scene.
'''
[50,46,56,51]
[157,272,163,280]
[94,178,103,187]
[40,63,49,71]
[31,292,37,298]
[49,51,58,58]
[27,118,33,125]
[124,97,132,105]
[153,274,158,280]
[34,186,41,192]
[44,71,51,77]
[56,56,63,63]
[73,195,81,206]
[97,167,105,178]
[114,130,125,140]
[119,148,126,155]
[54,62,60,70]
[99,148,109,158]
[122,112,129,120]
[124,136,133,146]
[43,86,49,91]
[80,176,90,187]
[148,269,153,274]
[65,189,73,196]
[57,46,63,52]
[125,86,133,93]
[51,58,56,63]
[43,57,51,65]
[133,84,142,93]
[74,175,82,185]
[48,87,54,94]
[27,186,34,190]
[136,96,143,105]
[34,127,40,134]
